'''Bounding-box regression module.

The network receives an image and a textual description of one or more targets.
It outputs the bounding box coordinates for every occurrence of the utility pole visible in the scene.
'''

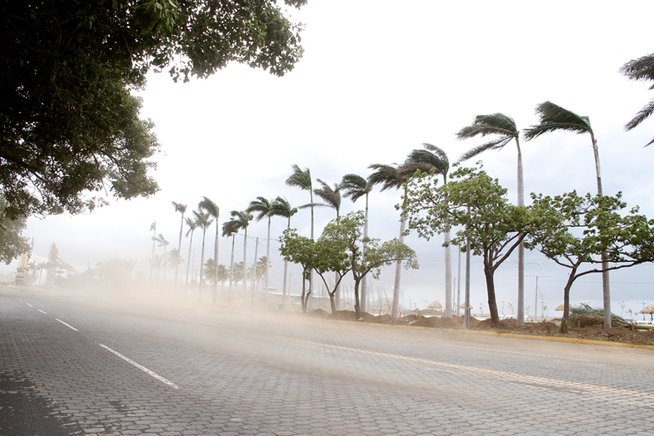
[534,275,539,321]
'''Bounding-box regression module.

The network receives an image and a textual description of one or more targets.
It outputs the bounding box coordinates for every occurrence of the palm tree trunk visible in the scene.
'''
[242,228,248,290]
[590,133,611,330]
[282,217,291,307]
[229,235,235,289]
[175,214,184,289]
[360,193,370,313]
[185,230,195,291]
[265,217,271,290]
[391,215,406,320]
[444,231,452,317]
[213,216,219,295]
[199,229,207,297]
[516,138,525,326]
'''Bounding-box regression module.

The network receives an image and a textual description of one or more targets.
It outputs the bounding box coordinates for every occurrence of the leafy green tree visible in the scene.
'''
[405,164,533,327]
[527,192,654,333]
[184,216,198,289]
[1,1,306,217]
[405,144,453,317]
[325,212,417,318]
[369,162,412,320]
[199,197,220,295]
[621,53,654,145]
[0,198,30,263]
[341,174,374,312]
[247,197,275,290]
[271,197,298,303]
[279,229,317,312]
[172,201,187,287]
[524,101,612,328]
[457,114,526,325]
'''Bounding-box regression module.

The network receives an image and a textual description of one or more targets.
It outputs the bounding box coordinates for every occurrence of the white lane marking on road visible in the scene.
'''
[288,337,654,405]
[37,309,48,314]
[98,344,179,389]
[55,318,79,332]
[25,302,33,308]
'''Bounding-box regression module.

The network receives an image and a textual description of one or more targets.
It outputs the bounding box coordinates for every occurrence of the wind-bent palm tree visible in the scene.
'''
[369,162,412,320]
[341,173,374,313]
[184,216,198,290]
[314,179,343,308]
[271,197,297,303]
[227,210,253,289]
[621,53,654,145]
[247,197,275,290]
[405,143,453,318]
[193,209,214,294]
[222,220,240,289]
[457,114,526,324]
[199,197,220,296]
[172,202,187,289]
[286,164,315,301]
[155,233,170,281]
[286,164,315,239]
[524,101,612,329]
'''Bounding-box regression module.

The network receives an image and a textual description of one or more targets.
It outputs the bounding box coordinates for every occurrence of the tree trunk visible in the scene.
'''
[199,229,206,298]
[560,270,577,335]
[213,216,219,297]
[242,227,248,289]
[444,230,452,317]
[360,194,369,313]
[391,215,406,320]
[185,230,194,291]
[175,214,184,289]
[229,235,235,289]
[590,133,612,330]
[353,277,361,318]
[265,217,271,290]
[301,272,307,313]
[516,138,525,327]
[483,257,500,327]
[329,292,336,315]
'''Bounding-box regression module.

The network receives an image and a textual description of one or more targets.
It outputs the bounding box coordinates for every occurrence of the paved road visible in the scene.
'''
[1,286,653,435]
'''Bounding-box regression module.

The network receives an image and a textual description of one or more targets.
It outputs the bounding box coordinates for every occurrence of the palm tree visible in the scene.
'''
[184,216,198,290]
[369,162,412,320]
[524,101,611,329]
[314,179,344,309]
[199,197,220,297]
[341,173,374,313]
[271,197,297,303]
[621,53,654,145]
[286,164,315,301]
[222,220,240,289]
[155,233,170,281]
[286,164,315,239]
[405,143,453,318]
[247,197,275,290]
[193,209,214,293]
[457,114,526,325]
[172,202,187,289]
[227,210,253,289]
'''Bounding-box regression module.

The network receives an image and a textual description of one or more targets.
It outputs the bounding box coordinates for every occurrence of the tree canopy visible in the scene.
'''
[1,0,306,218]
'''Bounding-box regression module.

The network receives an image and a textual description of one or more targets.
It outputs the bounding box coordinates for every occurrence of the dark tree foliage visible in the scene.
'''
[0,0,306,217]
[0,198,30,263]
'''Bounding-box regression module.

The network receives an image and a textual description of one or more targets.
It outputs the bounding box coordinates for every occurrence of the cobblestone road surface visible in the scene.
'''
[1,286,653,435]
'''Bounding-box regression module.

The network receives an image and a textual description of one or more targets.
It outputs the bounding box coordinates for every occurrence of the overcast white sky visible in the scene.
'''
[13,0,654,317]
